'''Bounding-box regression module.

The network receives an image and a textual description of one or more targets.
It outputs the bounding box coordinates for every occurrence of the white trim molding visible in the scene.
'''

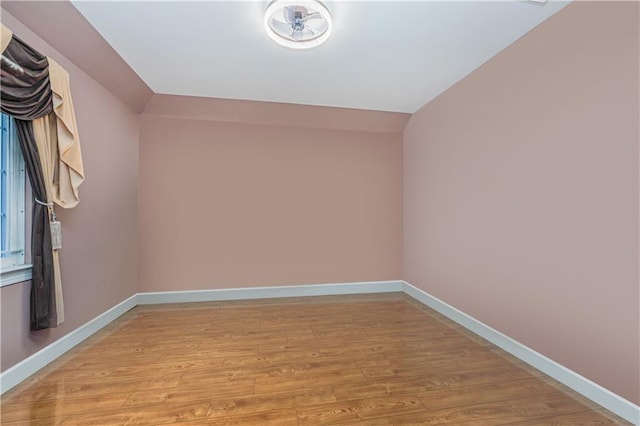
[0,263,32,287]
[0,294,138,394]
[1,279,637,424]
[402,281,640,425]
[0,281,402,395]
[137,280,403,305]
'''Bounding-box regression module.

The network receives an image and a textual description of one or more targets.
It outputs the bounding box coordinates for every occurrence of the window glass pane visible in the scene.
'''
[0,112,25,267]
[1,113,10,256]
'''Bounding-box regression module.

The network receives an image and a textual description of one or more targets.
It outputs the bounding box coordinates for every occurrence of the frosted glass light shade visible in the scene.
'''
[264,0,332,50]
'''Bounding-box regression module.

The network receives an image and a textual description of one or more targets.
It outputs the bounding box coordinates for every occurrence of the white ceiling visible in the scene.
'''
[71,1,569,113]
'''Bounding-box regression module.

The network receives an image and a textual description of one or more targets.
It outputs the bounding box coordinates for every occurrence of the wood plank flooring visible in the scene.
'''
[0,293,630,425]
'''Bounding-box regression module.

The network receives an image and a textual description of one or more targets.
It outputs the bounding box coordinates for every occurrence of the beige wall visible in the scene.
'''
[403,1,639,404]
[0,11,139,371]
[138,100,404,291]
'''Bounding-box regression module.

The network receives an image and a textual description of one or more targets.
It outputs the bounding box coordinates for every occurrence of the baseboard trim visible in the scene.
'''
[2,280,637,424]
[137,280,404,305]
[402,281,639,425]
[0,294,138,395]
[0,281,402,395]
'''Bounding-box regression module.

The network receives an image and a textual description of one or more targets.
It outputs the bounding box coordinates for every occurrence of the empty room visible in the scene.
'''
[0,0,638,424]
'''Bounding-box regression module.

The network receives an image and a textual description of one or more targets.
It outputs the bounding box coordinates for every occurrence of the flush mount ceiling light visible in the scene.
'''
[264,0,332,50]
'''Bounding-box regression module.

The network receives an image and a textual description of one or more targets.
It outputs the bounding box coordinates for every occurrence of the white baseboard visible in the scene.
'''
[137,280,403,305]
[0,281,402,396]
[0,294,138,395]
[402,281,640,425]
[2,280,637,424]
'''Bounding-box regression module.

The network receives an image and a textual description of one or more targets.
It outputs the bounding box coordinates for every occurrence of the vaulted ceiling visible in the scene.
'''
[3,1,570,113]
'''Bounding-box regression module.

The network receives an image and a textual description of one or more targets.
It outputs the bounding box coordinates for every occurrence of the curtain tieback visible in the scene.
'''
[34,197,53,207]
[35,197,57,219]
[35,197,62,249]
[35,197,57,220]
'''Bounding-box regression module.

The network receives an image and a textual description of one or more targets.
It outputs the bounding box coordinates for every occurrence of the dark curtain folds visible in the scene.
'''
[15,120,56,330]
[1,34,56,330]
[1,34,52,120]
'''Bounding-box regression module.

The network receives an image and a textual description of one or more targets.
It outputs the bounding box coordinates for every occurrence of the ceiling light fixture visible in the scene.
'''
[264,0,332,50]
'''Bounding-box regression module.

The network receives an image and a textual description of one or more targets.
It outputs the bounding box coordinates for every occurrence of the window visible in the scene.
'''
[0,112,30,286]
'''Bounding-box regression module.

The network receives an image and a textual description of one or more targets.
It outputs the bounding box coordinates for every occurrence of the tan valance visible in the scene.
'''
[48,58,84,208]
[1,24,11,52]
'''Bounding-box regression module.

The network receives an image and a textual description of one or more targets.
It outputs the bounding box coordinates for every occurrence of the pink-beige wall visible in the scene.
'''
[138,97,405,292]
[0,11,139,371]
[403,1,639,404]
[3,0,638,409]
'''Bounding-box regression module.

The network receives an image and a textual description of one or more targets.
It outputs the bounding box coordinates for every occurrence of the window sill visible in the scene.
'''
[0,264,33,287]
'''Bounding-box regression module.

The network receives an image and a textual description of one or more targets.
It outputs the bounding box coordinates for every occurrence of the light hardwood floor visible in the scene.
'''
[0,293,630,425]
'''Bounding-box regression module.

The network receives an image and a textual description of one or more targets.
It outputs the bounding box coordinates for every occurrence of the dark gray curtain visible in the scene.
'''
[16,121,56,330]
[1,34,56,330]
[1,34,52,119]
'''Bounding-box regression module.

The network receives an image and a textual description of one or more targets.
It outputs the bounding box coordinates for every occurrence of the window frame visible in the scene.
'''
[0,113,32,287]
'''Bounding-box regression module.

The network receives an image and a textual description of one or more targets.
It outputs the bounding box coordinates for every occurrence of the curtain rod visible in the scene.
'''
[1,54,25,76]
